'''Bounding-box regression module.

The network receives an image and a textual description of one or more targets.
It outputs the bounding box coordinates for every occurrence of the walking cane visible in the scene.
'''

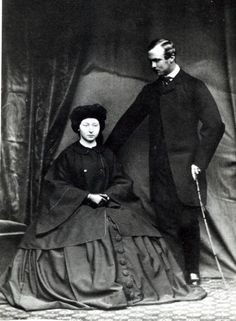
[195,177,228,289]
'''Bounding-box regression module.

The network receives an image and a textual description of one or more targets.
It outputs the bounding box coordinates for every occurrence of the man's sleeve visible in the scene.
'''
[104,151,137,206]
[194,80,225,170]
[105,86,150,153]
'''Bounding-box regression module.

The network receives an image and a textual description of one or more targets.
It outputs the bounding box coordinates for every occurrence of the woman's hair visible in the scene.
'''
[148,38,176,60]
[70,104,107,144]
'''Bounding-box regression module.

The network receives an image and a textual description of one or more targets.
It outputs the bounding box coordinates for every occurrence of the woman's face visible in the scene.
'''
[79,118,100,143]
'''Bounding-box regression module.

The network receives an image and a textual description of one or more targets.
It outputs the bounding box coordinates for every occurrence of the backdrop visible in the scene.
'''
[1,0,236,278]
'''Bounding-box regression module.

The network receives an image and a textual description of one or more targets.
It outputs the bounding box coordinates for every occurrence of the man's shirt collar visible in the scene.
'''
[166,64,180,79]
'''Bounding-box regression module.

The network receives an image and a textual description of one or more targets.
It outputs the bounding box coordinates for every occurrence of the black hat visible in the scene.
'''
[70,104,107,133]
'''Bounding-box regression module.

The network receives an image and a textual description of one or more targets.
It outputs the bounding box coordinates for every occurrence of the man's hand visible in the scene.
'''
[87,193,109,205]
[191,164,201,181]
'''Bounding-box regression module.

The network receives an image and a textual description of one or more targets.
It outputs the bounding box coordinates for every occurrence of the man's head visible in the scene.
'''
[148,38,176,76]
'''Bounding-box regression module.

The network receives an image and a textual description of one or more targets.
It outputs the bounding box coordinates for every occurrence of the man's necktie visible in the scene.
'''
[159,76,173,87]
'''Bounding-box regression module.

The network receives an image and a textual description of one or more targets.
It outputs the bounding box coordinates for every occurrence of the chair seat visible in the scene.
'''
[0,219,27,235]
[0,220,27,274]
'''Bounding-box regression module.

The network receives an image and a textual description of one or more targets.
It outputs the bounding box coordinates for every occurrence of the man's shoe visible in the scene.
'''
[189,273,200,286]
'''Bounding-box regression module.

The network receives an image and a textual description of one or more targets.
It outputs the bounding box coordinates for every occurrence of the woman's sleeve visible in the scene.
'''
[36,151,88,235]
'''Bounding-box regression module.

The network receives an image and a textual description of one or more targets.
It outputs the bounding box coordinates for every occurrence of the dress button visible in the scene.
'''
[119,259,127,266]
[115,235,122,242]
[117,248,124,254]
[99,169,104,176]
[122,270,129,276]
[126,281,133,288]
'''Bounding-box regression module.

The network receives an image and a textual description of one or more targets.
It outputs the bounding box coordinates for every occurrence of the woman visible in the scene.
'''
[0,104,206,311]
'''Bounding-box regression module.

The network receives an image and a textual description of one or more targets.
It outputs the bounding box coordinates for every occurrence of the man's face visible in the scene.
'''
[148,45,174,76]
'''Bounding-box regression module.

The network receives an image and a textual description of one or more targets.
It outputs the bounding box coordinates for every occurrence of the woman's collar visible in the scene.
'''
[72,140,105,154]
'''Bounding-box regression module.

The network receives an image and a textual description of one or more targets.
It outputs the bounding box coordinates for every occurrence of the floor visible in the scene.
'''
[0,278,235,321]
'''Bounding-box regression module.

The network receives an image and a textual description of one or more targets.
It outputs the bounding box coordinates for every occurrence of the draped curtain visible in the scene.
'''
[1,0,92,223]
[1,0,236,277]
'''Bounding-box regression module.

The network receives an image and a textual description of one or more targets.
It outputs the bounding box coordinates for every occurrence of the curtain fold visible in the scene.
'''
[26,1,94,223]
[1,1,30,222]
[1,0,93,223]
[27,52,86,223]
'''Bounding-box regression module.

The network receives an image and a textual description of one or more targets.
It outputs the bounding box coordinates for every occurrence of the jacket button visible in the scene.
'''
[117,248,124,254]
[122,270,129,276]
[126,281,133,288]
[99,169,104,175]
[119,259,127,266]
[115,235,122,242]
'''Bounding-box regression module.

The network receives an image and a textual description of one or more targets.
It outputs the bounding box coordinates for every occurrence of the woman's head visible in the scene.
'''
[79,118,100,144]
[70,104,107,144]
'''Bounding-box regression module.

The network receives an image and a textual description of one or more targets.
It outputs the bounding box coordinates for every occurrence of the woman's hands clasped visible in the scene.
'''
[87,193,110,206]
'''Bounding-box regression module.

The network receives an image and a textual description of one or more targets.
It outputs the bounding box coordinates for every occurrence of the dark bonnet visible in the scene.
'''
[70,104,107,133]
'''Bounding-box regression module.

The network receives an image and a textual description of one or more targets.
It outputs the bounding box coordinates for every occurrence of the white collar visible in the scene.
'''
[166,64,180,78]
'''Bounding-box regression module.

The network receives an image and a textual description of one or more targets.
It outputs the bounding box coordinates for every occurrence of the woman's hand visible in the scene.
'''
[87,193,109,205]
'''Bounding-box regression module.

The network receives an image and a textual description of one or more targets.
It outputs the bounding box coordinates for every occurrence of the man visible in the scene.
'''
[106,38,225,285]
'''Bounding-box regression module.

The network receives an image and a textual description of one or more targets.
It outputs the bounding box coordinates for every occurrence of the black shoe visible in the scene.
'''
[188,273,200,286]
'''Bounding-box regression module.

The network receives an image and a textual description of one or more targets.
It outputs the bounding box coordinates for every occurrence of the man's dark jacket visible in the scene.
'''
[106,69,225,206]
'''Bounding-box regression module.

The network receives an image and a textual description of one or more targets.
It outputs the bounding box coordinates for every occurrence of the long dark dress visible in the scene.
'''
[0,142,206,311]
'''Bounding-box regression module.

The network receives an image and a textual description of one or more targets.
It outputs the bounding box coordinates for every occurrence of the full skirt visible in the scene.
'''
[0,220,206,310]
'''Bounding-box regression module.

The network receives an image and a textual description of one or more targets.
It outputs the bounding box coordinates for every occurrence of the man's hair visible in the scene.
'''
[148,38,176,59]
